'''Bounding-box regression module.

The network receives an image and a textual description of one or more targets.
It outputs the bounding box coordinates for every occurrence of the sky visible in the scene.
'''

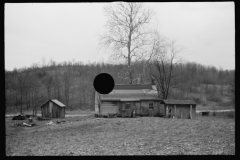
[5,2,235,71]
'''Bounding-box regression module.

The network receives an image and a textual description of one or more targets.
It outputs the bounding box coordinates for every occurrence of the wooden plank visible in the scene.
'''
[52,104,55,118]
[192,105,195,118]
[49,102,53,118]
[41,107,43,118]
[63,107,65,118]
[190,105,192,119]
[165,105,167,116]
[99,99,102,115]
[140,101,142,115]
[95,93,99,115]
[153,102,158,116]
[101,102,119,115]
[174,105,176,117]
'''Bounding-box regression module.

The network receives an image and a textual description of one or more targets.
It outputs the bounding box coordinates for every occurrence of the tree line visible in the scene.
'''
[5,59,234,114]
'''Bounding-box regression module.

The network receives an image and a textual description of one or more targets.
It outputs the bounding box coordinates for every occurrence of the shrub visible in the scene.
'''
[226,111,235,118]
[212,111,217,116]
[191,96,202,104]
[206,93,222,102]
[214,111,235,118]
[168,91,183,100]
[218,101,232,107]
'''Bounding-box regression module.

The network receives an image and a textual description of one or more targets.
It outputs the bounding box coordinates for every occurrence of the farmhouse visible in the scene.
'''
[95,84,164,117]
[41,99,66,118]
[161,100,197,119]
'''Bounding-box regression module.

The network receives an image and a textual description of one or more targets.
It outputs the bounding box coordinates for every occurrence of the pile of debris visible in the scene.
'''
[12,113,26,120]
[14,121,37,127]
[13,116,37,127]
[36,116,51,121]
[56,120,65,124]
[46,120,66,126]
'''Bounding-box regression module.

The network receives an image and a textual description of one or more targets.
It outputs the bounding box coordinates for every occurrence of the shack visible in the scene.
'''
[95,84,164,117]
[161,100,197,119]
[40,99,66,118]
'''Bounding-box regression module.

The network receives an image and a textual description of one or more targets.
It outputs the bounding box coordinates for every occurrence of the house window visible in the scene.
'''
[149,101,154,110]
[125,103,130,110]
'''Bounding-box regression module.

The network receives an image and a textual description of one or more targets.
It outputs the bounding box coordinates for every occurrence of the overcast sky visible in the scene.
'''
[5,2,235,71]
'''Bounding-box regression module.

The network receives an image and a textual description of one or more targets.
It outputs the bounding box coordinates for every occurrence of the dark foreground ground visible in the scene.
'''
[6,114,235,155]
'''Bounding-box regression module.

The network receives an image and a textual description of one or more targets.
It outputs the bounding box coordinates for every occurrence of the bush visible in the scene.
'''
[211,111,235,118]
[218,101,232,107]
[168,91,183,100]
[226,111,235,118]
[206,93,222,102]
[190,96,202,104]
[212,111,217,116]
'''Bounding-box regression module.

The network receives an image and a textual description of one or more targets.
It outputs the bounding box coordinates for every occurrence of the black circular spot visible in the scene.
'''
[93,73,115,94]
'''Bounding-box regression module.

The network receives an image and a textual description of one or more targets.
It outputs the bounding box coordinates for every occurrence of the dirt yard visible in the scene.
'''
[6,114,235,155]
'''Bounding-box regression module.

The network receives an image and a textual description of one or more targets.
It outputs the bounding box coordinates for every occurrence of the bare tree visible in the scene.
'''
[218,67,224,95]
[30,73,41,116]
[5,71,18,112]
[52,69,62,101]
[63,65,73,109]
[228,71,235,108]
[100,2,155,84]
[16,71,30,114]
[150,32,183,99]
[42,74,53,100]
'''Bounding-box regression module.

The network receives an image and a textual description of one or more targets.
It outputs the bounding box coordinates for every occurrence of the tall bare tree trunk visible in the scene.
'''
[20,93,23,114]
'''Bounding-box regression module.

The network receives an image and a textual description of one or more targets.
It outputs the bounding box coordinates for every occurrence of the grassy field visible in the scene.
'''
[6,109,95,116]
[196,104,234,111]
[6,113,235,155]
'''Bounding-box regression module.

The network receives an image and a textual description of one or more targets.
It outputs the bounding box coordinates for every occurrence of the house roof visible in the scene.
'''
[40,99,66,108]
[101,98,121,101]
[114,84,153,90]
[162,100,196,105]
[98,84,160,101]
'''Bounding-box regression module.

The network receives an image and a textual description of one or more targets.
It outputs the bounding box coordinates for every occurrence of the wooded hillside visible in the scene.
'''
[5,60,235,114]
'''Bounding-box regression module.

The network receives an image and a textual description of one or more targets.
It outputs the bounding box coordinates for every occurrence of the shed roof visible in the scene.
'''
[51,99,66,107]
[40,99,66,108]
[162,100,196,105]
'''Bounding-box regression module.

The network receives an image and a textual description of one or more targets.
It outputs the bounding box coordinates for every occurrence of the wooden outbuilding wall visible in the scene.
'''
[41,101,65,118]
[164,104,196,119]
[97,100,165,117]
[100,101,119,116]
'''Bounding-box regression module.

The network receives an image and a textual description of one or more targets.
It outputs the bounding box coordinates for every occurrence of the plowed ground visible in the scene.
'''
[6,115,235,155]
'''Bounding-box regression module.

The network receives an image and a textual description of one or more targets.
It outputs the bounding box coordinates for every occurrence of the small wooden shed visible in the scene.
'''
[40,99,66,118]
[161,100,197,119]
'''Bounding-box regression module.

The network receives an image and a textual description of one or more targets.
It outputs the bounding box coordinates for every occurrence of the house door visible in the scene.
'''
[135,102,140,115]
[124,102,131,117]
